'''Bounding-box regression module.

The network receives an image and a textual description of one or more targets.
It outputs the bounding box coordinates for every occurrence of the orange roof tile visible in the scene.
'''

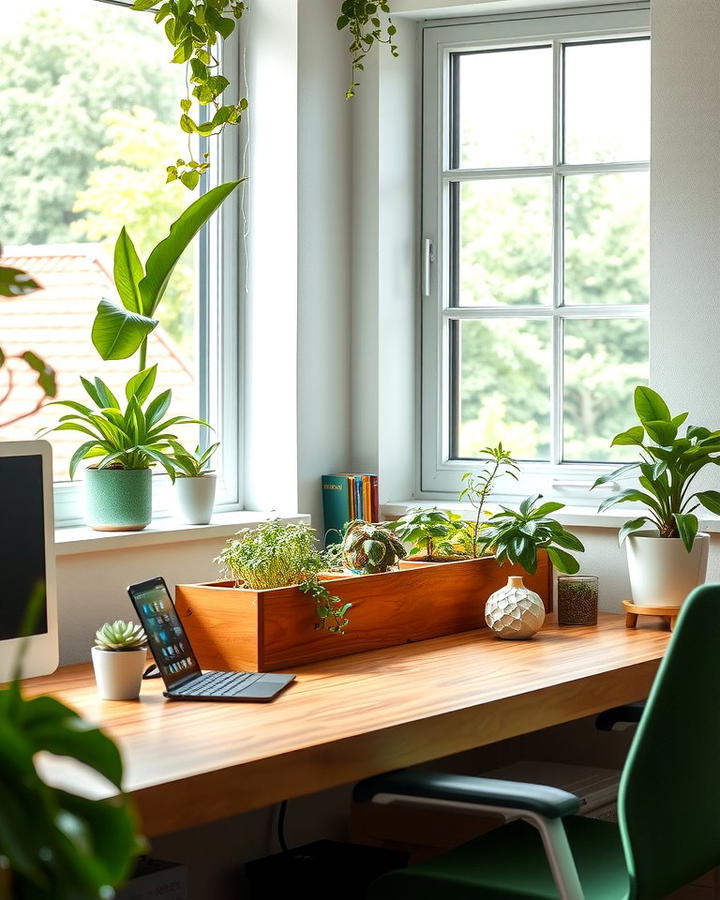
[1,244,198,479]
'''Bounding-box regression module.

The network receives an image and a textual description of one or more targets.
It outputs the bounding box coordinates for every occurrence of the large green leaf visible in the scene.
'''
[125,365,158,406]
[634,386,671,424]
[611,425,645,446]
[618,516,651,544]
[643,419,678,446]
[113,227,144,314]
[0,264,39,297]
[673,512,699,552]
[138,180,240,316]
[694,490,720,515]
[546,546,580,575]
[92,298,158,361]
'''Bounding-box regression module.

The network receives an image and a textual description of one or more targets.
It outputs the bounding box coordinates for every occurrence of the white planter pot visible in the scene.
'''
[174,474,217,525]
[626,531,710,608]
[91,646,147,700]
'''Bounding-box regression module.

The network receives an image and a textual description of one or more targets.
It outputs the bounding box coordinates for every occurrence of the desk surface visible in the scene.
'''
[26,614,669,837]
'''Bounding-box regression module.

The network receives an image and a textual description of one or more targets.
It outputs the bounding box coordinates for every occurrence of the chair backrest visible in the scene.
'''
[618,583,720,899]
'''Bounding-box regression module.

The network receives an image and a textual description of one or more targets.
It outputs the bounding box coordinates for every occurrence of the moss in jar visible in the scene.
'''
[558,577,598,626]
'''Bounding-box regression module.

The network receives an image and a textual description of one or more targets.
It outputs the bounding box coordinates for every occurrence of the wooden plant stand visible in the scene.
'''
[623,600,680,631]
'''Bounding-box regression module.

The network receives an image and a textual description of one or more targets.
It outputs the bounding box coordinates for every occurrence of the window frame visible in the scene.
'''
[420,3,650,504]
[50,0,243,526]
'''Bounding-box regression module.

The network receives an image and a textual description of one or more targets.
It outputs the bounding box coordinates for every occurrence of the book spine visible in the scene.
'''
[321,475,351,546]
[348,475,357,520]
[362,475,372,522]
[354,475,364,521]
[370,475,379,522]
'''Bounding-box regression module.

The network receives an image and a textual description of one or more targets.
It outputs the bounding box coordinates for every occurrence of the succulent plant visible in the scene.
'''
[342,520,407,574]
[94,620,147,651]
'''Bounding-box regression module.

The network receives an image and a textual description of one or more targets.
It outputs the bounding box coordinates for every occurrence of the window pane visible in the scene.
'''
[563,318,649,462]
[0,0,201,481]
[456,47,553,169]
[564,172,649,306]
[455,319,551,461]
[458,178,552,307]
[564,39,650,164]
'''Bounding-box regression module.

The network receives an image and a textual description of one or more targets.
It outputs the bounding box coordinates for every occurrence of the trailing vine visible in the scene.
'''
[131,0,248,189]
[337,1,398,99]
[134,1,398,189]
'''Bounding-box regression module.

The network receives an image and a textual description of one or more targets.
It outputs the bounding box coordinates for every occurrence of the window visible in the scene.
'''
[421,6,650,499]
[0,0,240,522]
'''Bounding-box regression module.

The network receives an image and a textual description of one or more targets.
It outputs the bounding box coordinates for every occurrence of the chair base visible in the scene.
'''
[623,599,680,631]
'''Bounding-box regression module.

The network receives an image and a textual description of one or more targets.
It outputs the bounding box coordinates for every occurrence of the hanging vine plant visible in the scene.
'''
[131,0,249,189]
[337,1,398,99]
[133,0,397,189]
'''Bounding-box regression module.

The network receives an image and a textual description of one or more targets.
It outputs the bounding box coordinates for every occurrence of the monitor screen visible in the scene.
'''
[0,454,48,641]
[129,578,200,685]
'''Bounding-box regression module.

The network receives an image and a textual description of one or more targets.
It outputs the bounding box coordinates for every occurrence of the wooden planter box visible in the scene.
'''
[175,554,553,672]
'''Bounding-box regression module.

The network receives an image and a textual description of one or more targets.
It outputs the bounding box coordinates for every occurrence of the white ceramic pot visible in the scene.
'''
[485,575,545,640]
[626,531,710,608]
[91,646,147,700]
[174,474,217,525]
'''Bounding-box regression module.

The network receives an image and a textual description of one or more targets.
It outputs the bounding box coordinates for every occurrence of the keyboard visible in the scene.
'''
[171,670,260,697]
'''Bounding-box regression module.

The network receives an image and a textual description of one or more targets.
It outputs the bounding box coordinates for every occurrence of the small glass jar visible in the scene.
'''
[557,575,599,626]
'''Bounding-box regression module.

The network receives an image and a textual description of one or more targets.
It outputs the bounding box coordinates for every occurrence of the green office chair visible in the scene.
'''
[356,583,720,900]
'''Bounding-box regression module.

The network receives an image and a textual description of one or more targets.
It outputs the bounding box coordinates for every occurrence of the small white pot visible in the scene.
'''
[91,646,147,700]
[626,531,710,608]
[485,575,545,640]
[174,474,217,525]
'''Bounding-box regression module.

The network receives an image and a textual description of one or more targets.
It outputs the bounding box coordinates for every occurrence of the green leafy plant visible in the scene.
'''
[0,588,141,899]
[91,180,240,369]
[0,242,57,427]
[341,520,406,573]
[38,365,205,479]
[216,519,351,633]
[593,385,720,551]
[459,442,520,558]
[481,494,585,575]
[169,438,220,477]
[131,0,248,186]
[337,1,399,99]
[387,507,466,561]
[94,621,147,651]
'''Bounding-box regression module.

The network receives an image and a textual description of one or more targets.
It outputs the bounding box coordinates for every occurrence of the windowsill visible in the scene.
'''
[55,511,311,557]
[382,500,720,533]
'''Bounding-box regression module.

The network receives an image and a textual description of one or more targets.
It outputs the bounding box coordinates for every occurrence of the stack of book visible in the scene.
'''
[321,473,379,545]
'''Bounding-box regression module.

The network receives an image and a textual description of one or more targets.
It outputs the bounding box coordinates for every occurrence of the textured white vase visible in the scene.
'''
[91,647,146,700]
[485,575,545,640]
[626,531,710,608]
[174,474,217,525]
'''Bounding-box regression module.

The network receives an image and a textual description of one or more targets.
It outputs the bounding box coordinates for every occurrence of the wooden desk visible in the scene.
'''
[26,614,669,837]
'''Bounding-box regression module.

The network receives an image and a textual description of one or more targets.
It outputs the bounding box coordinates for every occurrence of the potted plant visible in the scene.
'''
[593,386,720,609]
[459,443,520,558]
[40,365,205,531]
[481,494,585,640]
[169,438,220,525]
[91,620,148,701]
[341,520,407,573]
[388,507,468,562]
[0,591,140,897]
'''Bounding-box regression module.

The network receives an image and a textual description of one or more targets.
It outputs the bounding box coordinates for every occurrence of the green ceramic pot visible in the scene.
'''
[84,467,152,532]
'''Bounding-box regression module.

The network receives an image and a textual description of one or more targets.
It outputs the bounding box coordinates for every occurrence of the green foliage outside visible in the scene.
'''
[458,170,649,463]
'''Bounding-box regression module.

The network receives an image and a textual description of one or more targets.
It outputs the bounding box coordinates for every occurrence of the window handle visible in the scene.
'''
[422,238,434,297]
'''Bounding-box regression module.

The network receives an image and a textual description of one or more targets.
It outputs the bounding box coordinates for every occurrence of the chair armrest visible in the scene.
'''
[353,770,581,819]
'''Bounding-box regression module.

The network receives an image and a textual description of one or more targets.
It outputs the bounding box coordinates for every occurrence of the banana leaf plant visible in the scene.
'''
[0,589,141,899]
[593,386,720,551]
[91,180,240,370]
[38,365,206,479]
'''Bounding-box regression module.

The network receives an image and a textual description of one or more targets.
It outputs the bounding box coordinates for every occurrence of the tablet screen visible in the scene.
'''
[129,578,200,685]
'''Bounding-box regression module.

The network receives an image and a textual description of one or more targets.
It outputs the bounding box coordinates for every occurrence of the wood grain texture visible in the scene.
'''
[21,613,668,838]
[175,555,553,671]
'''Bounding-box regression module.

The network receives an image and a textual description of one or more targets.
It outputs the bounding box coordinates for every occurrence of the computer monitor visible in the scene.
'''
[0,440,58,682]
